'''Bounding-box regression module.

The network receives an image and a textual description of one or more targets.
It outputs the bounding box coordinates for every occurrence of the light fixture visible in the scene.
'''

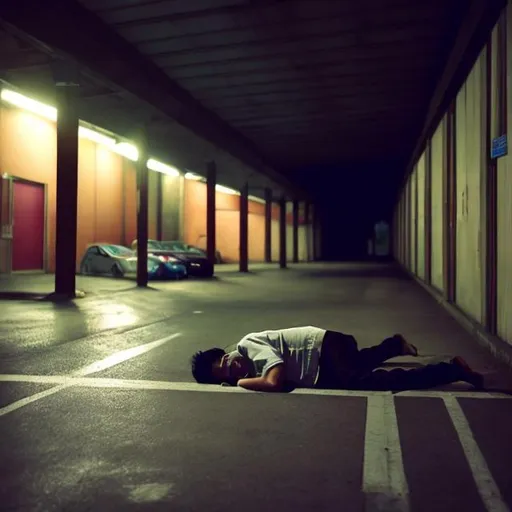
[147,158,180,177]
[78,126,116,147]
[184,172,203,181]
[248,195,266,204]
[215,184,239,195]
[113,142,139,161]
[1,88,57,121]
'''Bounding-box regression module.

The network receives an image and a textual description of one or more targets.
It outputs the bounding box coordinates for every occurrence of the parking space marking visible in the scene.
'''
[0,333,181,417]
[0,374,510,399]
[363,394,409,511]
[0,384,70,417]
[444,396,509,512]
[72,333,181,376]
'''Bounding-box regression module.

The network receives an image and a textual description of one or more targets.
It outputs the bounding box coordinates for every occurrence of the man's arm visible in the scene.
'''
[237,364,285,392]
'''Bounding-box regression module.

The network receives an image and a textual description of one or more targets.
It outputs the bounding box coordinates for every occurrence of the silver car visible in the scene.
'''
[79,243,187,279]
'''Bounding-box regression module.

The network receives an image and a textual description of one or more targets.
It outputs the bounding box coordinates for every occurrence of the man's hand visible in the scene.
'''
[237,364,284,392]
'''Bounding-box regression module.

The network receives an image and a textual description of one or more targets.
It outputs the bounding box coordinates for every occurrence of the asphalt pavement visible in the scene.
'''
[0,262,511,512]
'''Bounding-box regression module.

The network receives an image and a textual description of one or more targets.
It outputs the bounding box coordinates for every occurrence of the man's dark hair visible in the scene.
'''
[191,348,226,384]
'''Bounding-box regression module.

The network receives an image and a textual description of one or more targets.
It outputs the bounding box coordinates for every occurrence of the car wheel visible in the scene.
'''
[111,264,123,278]
[81,264,89,275]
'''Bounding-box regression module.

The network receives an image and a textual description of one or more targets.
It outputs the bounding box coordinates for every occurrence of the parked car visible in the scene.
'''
[194,235,224,263]
[160,240,223,264]
[79,243,187,280]
[131,239,214,277]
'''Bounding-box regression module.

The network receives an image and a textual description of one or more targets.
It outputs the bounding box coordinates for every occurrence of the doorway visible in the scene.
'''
[12,180,45,271]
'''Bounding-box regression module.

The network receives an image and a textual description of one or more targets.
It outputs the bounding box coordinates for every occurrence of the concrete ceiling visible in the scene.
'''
[76,0,469,173]
[0,0,500,206]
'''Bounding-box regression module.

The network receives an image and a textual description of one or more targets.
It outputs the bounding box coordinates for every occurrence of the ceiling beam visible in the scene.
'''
[0,0,302,197]
[197,84,430,105]
[151,31,438,67]
[124,3,442,46]
[167,52,440,81]
[186,71,434,95]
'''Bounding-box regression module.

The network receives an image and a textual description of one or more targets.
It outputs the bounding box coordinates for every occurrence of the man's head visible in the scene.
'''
[191,348,252,385]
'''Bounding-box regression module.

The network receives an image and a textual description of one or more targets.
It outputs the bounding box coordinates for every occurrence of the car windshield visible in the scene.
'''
[148,240,164,250]
[160,241,190,252]
[102,245,134,257]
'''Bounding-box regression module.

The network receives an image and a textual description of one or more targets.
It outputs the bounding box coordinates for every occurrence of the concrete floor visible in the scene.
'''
[0,262,511,511]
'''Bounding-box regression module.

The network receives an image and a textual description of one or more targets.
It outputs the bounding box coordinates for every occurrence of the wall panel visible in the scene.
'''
[76,139,96,265]
[416,154,426,279]
[147,169,159,241]
[95,146,123,246]
[248,212,265,262]
[496,9,512,343]
[455,52,486,323]
[430,118,446,291]
[409,168,417,274]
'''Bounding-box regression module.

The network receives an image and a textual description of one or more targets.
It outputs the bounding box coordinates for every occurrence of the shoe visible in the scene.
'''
[451,356,484,389]
[393,334,418,356]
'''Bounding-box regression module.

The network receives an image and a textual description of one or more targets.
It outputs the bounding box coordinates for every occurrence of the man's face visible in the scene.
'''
[212,351,251,384]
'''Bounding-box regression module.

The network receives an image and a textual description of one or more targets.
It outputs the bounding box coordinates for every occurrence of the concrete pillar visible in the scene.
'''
[304,201,310,261]
[264,188,272,263]
[239,182,249,272]
[53,65,79,297]
[292,200,299,263]
[136,130,149,287]
[206,161,216,266]
[312,204,321,261]
[279,195,287,269]
[156,171,163,241]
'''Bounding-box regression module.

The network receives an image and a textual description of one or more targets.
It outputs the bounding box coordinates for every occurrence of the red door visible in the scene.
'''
[12,181,45,271]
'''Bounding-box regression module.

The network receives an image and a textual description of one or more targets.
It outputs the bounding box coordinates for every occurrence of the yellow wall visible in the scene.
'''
[0,104,164,272]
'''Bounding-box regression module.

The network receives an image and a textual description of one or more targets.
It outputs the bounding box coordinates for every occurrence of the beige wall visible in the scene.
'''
[430,117,445,292]
[455,50,487,324]
[494,12,512,343]
[416,153,426,280]
[409,168,417,273]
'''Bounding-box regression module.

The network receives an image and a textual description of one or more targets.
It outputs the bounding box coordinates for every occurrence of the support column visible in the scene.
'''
[206,161,216,266]
[53,65,79,297]
[239,182,249,272]
[304,201,310,261]
[156,171,163,241]
[279,195,287,269]
[136,129,149,287]
[264,188,272,263]
[292,200,299,263]
[312,204,317,261]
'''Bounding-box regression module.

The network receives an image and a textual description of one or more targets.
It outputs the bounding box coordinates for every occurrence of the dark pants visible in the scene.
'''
[316,331,465,392]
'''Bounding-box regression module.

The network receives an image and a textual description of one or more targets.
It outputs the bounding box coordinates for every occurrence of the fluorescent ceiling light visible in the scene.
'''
[248,195,266,204]
[113,142,139,161]
[1,88,57,121]
[216,184,239,195]
[147,158,180,177]
[185,172,203,181]
[78,126,116,147]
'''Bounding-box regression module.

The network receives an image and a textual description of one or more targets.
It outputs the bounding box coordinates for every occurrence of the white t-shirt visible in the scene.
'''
[236,326,327,387]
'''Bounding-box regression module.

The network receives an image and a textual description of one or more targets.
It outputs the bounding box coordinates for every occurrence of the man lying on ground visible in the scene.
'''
[191,326,484,393]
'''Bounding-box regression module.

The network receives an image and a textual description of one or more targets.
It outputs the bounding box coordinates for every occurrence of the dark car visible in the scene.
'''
[160,240,223,264]
[131,239,214,277]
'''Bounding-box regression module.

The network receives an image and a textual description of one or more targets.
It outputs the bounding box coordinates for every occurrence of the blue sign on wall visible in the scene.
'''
[491,134,508,159]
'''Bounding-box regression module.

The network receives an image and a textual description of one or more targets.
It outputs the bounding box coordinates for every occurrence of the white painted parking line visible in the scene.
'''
[0,333,181,417]
[444,396,509,512]
[0,374,509,398]
[363,395,409,512]
[73,333,181,376]
[0,384,69,418]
